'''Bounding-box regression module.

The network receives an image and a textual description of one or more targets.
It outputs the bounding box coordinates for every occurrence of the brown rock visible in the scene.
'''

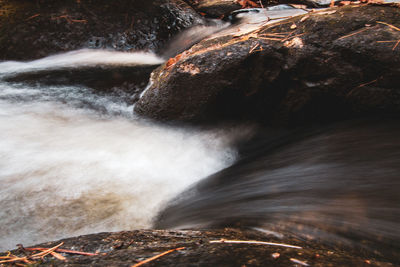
[135,5,400,125]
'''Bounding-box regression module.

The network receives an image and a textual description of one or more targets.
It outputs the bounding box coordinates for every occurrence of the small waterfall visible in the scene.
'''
[0,50,250,251]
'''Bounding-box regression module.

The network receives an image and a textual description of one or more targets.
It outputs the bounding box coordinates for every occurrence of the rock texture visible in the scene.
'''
[135,5,400,124]
[1,228,394,266]
[0,0,204,60]
[183,0,242,17]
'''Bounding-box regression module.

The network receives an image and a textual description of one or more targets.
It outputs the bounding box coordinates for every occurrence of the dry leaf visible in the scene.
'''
[272,252,280,259]
[236,0,261,8]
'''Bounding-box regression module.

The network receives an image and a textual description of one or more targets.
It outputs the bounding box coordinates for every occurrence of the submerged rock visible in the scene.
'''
[135,5,400,124]
[1,228,395,266]
[0,0,204,60]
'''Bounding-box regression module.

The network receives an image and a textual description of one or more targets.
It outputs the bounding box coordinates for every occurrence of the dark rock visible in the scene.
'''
[0,0,204,60]
[1,228,394,266]
[135,5,400,125]
[183,0,242,17]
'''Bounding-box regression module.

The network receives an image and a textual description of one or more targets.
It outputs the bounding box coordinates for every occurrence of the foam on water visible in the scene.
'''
[0,52,246,250]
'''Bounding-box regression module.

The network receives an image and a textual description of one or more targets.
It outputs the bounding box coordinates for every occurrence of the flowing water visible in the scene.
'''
[152,10,400,261]
[0,7,302,251]
[1,8,399,263]
[156,119,400,261]
[0,51,246,251]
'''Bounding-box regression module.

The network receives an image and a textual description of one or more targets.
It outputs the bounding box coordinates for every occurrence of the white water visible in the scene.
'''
[0,51,245,251]
[0,49,164,76]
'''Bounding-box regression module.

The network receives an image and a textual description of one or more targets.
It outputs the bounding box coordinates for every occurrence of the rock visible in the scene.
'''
[135,5,400,124]
[1,228,395,266]
[0,0,204,60]
[183,0,242,17]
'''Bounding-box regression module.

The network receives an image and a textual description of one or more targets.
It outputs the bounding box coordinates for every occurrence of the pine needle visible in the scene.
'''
[209,239,302,249]
[376,21,400,32]
[131,247,185,267]
[338,27,369,40]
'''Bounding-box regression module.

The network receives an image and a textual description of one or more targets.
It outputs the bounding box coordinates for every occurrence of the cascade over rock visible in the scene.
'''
[135,5,400,124]
[182,0,343,18]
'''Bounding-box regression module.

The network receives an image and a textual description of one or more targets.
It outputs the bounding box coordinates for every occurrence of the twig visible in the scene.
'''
[258,37,283,41]
[338,27,369,40]
[31,242,64,259]
[376,21,400,32]
[282,32,306,42]
[376,40,398,43]
[375,22,400,50]
[131,247,185,267]
[130,16,134,30]
[249,43,260,53]
[347,78,379,96]
[358,79,378,88]
[279,30,295,42]
[0,243,97,265]
[0,253,33,264]
[392,40,400,50]
[290,258,309,266]
[376,39,400,50]
[258,21,294,35]
[26,14,40,21]
[52,15,87,23]
[50,251,67,261]
[24,247,99,256]
[209,239,302,249]
[258,33,288,37]
[0,257,29,264]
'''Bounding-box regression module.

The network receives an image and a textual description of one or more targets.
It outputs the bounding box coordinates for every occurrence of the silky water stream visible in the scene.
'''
[0,50,246,250]
[1,8,399,262]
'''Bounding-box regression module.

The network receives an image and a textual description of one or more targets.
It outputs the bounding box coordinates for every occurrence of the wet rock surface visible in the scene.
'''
[0,0,204,61]
[1,228,394,266]
[135,5,400,125]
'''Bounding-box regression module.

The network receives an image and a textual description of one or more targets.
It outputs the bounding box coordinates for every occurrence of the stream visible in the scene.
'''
[0,51,246,251]
[0,6,399,262]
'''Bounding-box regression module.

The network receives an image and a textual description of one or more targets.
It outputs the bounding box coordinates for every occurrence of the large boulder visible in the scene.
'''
[0,0,204,60]
[135,5,400,124]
